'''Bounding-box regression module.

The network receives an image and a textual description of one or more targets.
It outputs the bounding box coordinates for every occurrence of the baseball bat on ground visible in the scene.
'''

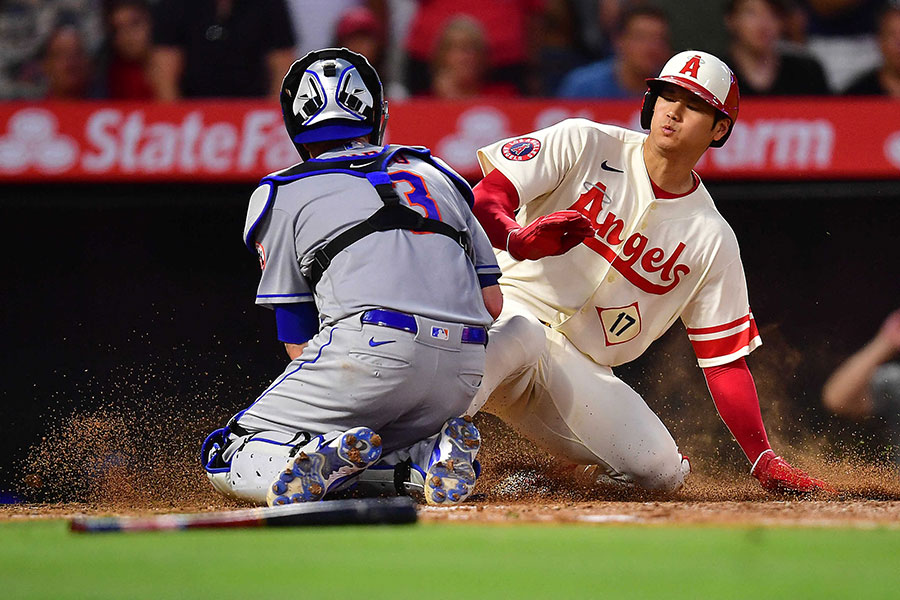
[69,496,417,533]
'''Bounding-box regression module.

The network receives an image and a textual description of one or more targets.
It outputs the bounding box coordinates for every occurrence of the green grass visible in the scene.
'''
[1,520,899,599]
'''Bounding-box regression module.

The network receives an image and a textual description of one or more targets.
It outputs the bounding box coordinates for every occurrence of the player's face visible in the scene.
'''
[648,84,729,154]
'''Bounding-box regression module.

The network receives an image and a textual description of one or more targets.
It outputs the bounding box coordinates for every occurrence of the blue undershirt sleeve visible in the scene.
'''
[274,302,319,344]
[478,273,501,288]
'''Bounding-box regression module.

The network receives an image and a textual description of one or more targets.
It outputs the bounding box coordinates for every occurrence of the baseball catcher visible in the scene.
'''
[201,48,503,506]
[467,50,833,495]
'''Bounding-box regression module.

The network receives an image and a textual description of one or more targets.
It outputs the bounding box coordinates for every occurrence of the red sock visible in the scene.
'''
[703,357,771,463]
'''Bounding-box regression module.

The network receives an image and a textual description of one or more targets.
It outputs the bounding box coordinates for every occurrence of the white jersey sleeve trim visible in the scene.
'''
[696,335,762,368]
[687,320,751,342]
[689,311,762,368]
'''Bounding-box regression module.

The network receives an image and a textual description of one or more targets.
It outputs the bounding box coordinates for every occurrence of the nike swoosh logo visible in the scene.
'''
[350,161,376,168]
[601,160,624,173]
[368,337,395,347]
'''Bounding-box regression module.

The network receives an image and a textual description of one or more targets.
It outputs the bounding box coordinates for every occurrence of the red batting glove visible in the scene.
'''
[507,210,594,260]
[751,450,836,494]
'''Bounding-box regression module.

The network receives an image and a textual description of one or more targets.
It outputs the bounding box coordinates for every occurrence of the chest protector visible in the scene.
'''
[259,145,474,289]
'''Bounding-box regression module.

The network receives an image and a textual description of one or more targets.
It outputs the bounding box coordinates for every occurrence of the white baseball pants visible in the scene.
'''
[467,300,689,491]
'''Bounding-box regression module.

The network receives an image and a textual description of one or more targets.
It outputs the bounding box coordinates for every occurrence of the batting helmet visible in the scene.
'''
[280,48,388,159]
[640,50,739,147]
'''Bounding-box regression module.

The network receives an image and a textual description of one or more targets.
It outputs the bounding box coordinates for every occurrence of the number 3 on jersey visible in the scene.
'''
[390,171,442,221]
[597,303,642,345]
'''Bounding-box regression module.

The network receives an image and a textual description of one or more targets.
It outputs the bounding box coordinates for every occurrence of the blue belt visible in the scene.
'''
[361,309,488,346]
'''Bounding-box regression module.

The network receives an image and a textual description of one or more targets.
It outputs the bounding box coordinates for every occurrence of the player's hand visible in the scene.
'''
[751,450,835,495]
[507,210,594,260]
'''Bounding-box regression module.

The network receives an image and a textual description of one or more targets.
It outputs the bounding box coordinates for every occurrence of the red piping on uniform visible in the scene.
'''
[687,313,752,335]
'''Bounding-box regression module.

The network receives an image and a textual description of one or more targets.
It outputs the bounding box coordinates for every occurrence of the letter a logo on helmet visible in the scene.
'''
[679,55,702,79]
[640,50,740,148]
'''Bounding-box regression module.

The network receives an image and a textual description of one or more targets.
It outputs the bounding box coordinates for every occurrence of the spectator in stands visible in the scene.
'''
[725,0,830,95]
[424,15,518,99]
[403,0,545,96]
[568,0,627,61]
[535,0,593,96]
[0,1,48,99]
[369,1,418,100]
[105,0,154,100]
[782,0,811,45]
[285,0,363,56]
[557,5,670,99]
[823,308,900,465]
[803,0,885,91]
[1,1,103,100]
[149,0,296,100]
[843,2,900,96]
[334,6,385,74]
[41,23,93,99]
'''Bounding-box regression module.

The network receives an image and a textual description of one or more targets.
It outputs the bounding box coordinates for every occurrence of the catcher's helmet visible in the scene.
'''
[280,48,388,159]
[640,50,739,147]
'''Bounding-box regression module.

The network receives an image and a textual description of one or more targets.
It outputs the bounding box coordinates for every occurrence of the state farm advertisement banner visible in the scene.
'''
[1,98,899,183]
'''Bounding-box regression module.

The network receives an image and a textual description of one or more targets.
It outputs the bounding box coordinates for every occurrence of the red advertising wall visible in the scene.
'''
[1,98,898,183]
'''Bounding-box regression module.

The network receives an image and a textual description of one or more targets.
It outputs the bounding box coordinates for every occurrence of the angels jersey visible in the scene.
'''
[477,118,761,368]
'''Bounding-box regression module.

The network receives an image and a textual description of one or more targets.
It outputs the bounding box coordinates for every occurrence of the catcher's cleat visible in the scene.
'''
[267,427,383,506]
[424,416,481,505]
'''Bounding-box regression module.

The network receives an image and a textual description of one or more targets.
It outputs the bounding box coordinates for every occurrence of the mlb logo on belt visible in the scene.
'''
[431,327,450,340]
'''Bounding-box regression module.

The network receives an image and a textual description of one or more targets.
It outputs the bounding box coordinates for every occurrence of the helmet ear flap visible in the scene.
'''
[640,90,657,131]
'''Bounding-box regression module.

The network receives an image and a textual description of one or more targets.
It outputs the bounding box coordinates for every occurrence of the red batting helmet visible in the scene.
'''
[640,50,740,147]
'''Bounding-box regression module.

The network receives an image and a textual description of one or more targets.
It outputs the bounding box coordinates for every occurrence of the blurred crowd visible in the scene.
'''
[1,0,899,101]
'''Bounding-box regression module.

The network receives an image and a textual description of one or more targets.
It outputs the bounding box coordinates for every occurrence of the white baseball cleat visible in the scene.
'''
[266,427,383,506]
[424,416,481,505]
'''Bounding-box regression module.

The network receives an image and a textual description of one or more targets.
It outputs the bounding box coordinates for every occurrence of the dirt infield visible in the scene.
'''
[5,387,899,528]
[7,358,900,526]
[417,499,900,526]
[3,497,900,528]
